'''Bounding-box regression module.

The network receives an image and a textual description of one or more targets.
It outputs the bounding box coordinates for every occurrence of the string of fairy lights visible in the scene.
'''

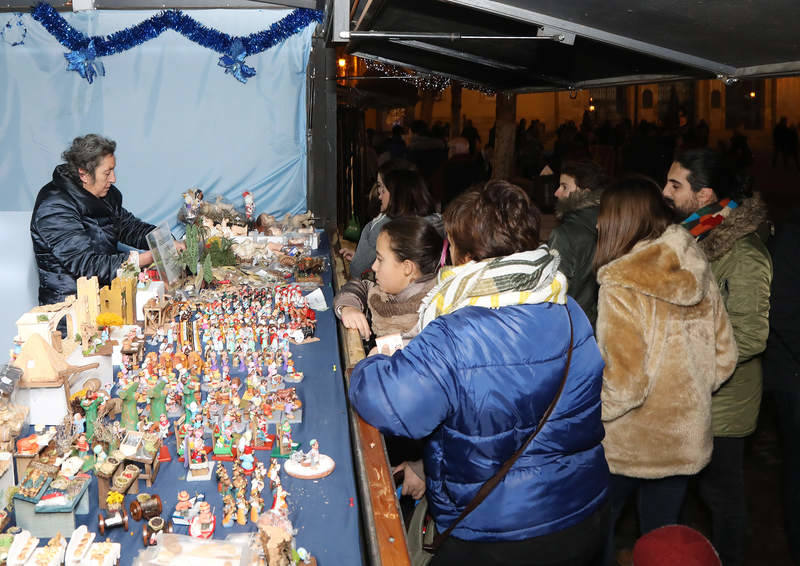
[360,58,496,94]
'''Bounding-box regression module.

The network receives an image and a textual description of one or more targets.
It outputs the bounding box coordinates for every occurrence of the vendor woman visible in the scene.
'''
[30,134,182,305]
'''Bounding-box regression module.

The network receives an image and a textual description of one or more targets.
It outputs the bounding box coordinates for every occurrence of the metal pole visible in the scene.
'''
[340,30,565,41]
[330,75,423,80]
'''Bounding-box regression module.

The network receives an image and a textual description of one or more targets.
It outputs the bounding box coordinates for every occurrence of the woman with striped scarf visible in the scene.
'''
[350,180,609,566]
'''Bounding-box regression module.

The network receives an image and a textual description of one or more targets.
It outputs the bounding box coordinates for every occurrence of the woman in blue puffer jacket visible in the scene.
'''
[349,181,609,566]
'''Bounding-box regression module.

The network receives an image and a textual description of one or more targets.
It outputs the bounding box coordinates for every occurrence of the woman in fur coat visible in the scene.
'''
[594,176,738,563]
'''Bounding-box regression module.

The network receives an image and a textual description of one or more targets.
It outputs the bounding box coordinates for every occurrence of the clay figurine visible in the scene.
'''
[278,420,293,456]
[148,381,167,423]
[249,488,264,522]
[81,394,101,441]
[284,438,336,480]
[222,494,236,528]
[239,445,255,475]
[242,192,255,221]
[158,414,170,439]
[189,501,215,539]
[236,492,248,526]
[75,432,89,456]
[72,412,85,435]
[175,491,192,514]
[120,382,140,430]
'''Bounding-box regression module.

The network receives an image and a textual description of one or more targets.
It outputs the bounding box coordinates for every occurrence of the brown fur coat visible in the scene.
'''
[596,225,738,478]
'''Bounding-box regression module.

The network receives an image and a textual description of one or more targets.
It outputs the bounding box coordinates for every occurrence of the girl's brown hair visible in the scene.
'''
[380,216,444,276]
[444,180,540,262]
[593,175,673,270]
[382,169,436,218]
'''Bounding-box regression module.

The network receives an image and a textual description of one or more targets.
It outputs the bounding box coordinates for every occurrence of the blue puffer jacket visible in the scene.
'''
[349,298,608,542]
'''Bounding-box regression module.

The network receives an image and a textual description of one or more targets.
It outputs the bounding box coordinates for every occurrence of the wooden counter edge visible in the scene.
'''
[332,234,412,566]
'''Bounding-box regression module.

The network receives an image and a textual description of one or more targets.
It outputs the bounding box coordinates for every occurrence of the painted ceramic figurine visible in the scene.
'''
[268,458,281,490]
[249,488,264,522]
[236,492,248,526]
[148,380,167,423]
[222,494,236,528]
[120,382,140,430]
[278,420,293,455]
[242,192,255,221]
[81,394,101,441]
[307,438,320,467]
[183,190,197,220]
[240,445,255,475]
[73,412,85,435]
[189,501,216,539]
[93,444,107,470]
[271,484,289,515]
[158,414,170,439]
[75,432,89,456]
[175,491,192,514]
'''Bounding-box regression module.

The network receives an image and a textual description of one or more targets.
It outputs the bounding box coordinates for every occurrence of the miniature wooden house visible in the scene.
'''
[143,298,171,336]
[99,277,137,325]
[12,334,98,425]
[74,276,100,337]
[16,298,77,353]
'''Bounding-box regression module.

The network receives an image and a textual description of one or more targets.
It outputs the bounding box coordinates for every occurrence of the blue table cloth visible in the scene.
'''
[12,239,364,566]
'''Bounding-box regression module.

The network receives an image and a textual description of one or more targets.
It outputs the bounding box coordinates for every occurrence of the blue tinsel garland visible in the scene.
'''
[31,3,322,83]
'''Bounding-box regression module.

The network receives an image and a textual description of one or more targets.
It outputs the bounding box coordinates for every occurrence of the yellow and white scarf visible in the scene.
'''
[417,245,568,331]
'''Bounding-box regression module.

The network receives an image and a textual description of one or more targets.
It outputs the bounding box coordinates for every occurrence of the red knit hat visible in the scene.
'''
[633,525,720,566]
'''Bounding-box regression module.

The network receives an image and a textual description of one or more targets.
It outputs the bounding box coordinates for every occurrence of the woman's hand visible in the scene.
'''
[340,306,371,339]
[393,461,426,500]
[339,248,355,262]
[138,251,154,266]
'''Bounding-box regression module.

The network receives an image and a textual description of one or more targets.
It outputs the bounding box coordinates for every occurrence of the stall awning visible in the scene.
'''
[340,0,800,90]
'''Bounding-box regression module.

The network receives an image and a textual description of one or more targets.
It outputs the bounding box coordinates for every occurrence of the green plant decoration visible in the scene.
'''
[179,222,204,275]
[206,237,237,267]
[203,255,214,284]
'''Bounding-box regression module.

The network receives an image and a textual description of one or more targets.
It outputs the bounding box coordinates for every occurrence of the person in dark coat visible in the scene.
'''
[548,160,607,327]
[440,136,488,210]
[350,181,609,566]
[763,205,800,565]
[30,134,177,305]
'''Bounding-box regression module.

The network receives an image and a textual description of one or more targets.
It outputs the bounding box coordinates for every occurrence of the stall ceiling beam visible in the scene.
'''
[515,73,696,92]
[388,39,528,71]
[437,0,737,77]
[734,61,800,79]
[0,0,319,10]
[342,31,563,41]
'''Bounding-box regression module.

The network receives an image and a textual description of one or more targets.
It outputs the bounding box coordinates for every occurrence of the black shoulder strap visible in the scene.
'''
[426,305,574,552]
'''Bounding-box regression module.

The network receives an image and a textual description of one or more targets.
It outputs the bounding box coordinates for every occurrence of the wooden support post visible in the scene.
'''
[492,91,517,180]
[450,82,462,137]
[420,90,435,126]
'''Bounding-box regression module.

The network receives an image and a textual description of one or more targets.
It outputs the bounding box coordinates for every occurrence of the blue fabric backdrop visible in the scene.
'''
[0,8,313,226]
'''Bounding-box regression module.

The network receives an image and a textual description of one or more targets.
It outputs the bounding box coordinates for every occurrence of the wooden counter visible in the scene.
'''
[332,232,411,566]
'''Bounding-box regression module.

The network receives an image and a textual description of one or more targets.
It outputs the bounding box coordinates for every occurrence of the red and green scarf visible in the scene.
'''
[681,198,738,241]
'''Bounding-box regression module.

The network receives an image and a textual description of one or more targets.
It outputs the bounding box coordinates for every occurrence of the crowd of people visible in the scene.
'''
[340,119,799,566]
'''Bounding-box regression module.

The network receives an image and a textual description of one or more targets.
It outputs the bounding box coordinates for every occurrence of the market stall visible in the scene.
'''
[0,1,396,562]
[1,222,366,565]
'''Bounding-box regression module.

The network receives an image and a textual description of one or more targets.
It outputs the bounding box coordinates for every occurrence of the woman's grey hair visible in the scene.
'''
[62,134,116,181]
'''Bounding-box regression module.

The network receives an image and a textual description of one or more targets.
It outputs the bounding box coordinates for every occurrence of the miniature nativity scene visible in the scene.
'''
[0,188,332,565]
